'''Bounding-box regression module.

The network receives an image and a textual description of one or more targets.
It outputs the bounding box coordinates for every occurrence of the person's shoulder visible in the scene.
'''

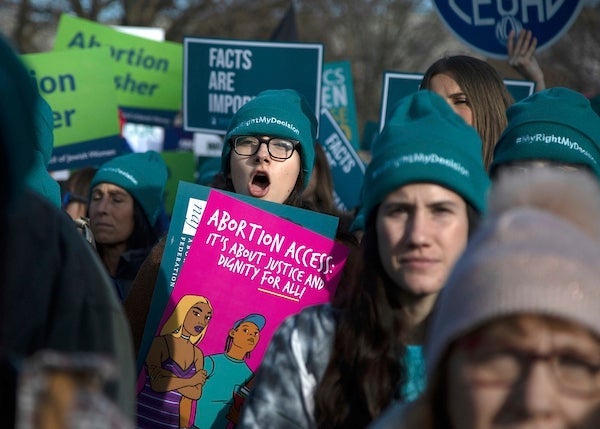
[5,190,101,266]
[282,303,337,331]
[271,304,338,359]
[8,190,71,235]
[7,191,122,306]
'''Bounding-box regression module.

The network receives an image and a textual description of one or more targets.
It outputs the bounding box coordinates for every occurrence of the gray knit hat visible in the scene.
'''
[426,168,600,376]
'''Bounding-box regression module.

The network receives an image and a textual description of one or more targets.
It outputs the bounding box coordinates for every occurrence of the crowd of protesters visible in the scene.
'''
[2,24,600,429]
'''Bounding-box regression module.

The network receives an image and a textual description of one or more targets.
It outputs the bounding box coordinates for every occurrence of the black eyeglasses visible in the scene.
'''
[457,340,600,397]
[231,136,299,160]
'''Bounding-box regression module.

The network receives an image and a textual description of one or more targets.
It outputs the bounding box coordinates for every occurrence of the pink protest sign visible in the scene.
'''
[136,189,348,429]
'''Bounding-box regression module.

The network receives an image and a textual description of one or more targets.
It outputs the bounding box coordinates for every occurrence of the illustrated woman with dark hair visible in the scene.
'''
[194,313,266,429]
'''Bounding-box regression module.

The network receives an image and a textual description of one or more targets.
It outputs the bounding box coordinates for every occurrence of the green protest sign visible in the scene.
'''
[22,49,124,171]
[183,37,323,133]
[53,14,182,110]
[322,61,360,149]
[23,49,119,146]
[379,71,535,129]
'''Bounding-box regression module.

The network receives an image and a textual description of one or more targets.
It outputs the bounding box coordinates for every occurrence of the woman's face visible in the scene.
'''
[89,183,135,246]
[429,73,474,126]
[376,183,469,297]
[446,315,600,429]
[229,135,302,204]
[183,301,213,336]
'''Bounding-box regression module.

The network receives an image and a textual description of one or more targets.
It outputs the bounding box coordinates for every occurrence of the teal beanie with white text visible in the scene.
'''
[222,89,317,188]
[491,87,600,178]
[361,90,490,222]
[90,151,168,225]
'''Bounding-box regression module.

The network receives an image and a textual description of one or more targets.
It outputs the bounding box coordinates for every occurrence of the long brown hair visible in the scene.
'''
[421,55,514,170]
[314,202,480,428]
[302,143,337,214]
[314,211,408,428]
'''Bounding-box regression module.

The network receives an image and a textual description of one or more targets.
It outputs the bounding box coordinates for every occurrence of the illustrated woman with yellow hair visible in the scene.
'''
[137,295,213,428]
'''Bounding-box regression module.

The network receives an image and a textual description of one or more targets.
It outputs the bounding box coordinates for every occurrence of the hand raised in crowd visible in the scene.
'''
[507,29,546,91]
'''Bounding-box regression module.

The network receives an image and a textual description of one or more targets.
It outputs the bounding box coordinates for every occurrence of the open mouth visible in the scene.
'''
[249,171,270,197]
[253,172,270,189]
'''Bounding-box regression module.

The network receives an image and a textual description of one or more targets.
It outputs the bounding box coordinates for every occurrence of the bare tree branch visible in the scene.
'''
[2,0,599,129]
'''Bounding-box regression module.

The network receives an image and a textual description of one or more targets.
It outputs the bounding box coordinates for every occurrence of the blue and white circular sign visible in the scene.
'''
[433,1,584,59]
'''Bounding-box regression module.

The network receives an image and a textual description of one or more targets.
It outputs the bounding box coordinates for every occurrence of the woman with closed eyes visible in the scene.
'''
[421,55,514,170]
[89,150,168,301]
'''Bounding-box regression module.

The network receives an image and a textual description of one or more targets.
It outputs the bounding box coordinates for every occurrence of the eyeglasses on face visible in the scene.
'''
[456,339,600,397]
[231,135,299,160]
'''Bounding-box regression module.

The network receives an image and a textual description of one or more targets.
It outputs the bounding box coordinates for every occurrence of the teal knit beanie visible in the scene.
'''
[90,151,168,225]
[361,90,490,222]
[196,156,221,186]
[491,87,600,178]
[25,152,62,208]
[0,36,38,208]
[25,96,62,208]
[590,94,600,117]
[35,96,54,165]
[222,89,317,188]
